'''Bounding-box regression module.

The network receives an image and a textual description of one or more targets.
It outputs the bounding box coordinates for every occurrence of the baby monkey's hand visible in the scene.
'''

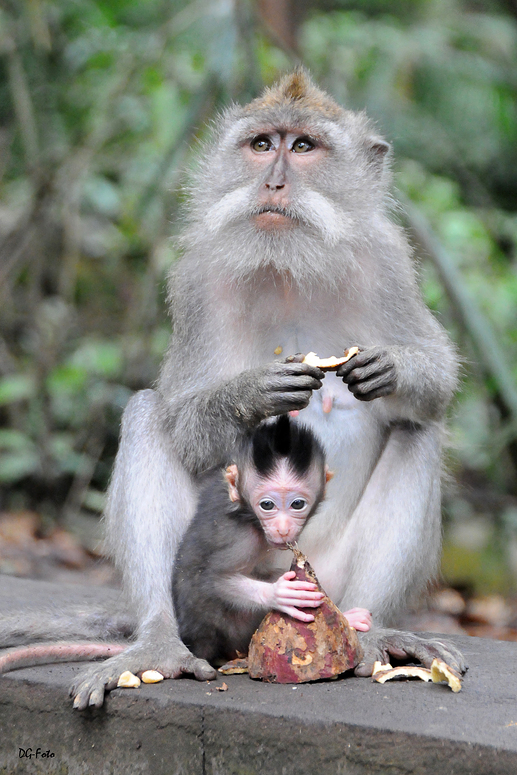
[342,607,372,632]
[270,570,325,622]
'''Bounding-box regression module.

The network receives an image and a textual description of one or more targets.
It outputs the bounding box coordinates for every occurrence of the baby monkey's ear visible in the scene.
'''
[324,467,334,495]
[225,464,240,502]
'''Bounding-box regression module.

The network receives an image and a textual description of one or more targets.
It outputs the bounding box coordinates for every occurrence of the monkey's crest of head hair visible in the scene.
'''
[246,415,325,480]
[243,67,343,121]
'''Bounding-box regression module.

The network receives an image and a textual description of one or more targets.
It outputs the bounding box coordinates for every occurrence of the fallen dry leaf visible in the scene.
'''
[218,658,249,675]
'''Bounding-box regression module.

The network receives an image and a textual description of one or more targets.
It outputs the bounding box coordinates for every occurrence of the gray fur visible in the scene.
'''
[0,71,466,707]
[172,470,269,663]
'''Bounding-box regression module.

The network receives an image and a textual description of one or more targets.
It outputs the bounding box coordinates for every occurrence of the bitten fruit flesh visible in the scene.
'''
[302,347,359,371]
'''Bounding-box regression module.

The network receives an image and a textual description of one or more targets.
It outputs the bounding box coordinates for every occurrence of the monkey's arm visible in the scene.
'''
[216,571,324,623]
[162,361,324,473]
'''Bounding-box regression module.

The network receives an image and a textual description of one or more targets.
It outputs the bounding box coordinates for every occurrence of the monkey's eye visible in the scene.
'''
[251,136,273,153]
[292,138,314,154]
[290,498,307,510]
[259,499,276,511]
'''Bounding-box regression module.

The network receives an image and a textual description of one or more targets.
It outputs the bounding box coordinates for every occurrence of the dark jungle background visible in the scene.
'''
[0,0,516,637]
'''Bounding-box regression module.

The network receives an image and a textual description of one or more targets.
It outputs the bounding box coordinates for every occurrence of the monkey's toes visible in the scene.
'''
[71,670,119,710]
[354,630,468,677]
[186,656,217,681]
[72,682,104,710]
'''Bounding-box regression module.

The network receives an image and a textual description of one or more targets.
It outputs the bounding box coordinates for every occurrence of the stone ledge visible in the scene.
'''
[1,576,516,775]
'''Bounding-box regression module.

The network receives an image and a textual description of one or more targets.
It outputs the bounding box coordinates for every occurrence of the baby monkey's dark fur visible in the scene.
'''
[172,415,326,663]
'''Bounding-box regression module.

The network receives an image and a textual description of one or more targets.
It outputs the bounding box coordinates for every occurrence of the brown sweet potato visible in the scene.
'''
[248,546,363,683]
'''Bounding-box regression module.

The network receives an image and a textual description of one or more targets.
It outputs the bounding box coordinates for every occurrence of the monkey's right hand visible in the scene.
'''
[269,570,325,622]
[228,362,324,426]
[70,636,216,710]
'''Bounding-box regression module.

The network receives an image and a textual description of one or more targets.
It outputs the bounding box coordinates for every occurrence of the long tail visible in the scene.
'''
[0,642,127,673]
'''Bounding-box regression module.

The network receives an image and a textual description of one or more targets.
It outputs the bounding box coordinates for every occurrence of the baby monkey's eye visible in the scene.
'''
[251,136,273,152]
[290,498,307,510]
[292,138,314,154]
[259,499,275,511]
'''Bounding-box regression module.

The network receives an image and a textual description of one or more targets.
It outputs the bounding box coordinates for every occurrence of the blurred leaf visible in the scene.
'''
[0,429,34,451]
[69,340,123,378]
[47,364,88,395]
[82,488,106,513]
[0,375,36,406]
[0,451,39,483]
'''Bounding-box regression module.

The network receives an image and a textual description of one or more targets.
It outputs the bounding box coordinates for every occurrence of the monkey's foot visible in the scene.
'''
[70,639,216,710]
[354,628,467,677]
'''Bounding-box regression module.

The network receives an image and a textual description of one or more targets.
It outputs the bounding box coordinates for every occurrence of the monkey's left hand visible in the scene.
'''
[354,628,467,677]
[336,346,397,401]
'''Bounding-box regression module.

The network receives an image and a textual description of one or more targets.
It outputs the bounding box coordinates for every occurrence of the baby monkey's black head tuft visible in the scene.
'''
[248,415,325,479]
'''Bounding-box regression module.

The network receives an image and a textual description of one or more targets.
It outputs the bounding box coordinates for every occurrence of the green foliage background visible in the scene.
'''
[0,0,516,590]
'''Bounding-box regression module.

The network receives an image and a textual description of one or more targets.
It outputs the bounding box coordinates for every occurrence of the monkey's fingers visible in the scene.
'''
[350,620,371,632]
[272,373,324,392]
[287,587,323,596]
[282,352,304,364]
[335,347,367,378]
[343,608,372,632]
[277,593,324,607]
[180,655,217,681]
[338,348,397,400]
[269,391,314,414]
[354,630,468,678]
[280,361,326,381]
[351,385,396,402]
[283,580,320,591]
[72,674,118,710]
[347,379,396,402]
[278,605,316,622]
[405,637,467,674]
[344,357,394,383]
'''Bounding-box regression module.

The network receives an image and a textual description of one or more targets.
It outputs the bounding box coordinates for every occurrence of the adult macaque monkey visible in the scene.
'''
[0,69,466,706]
[173,415,371,664]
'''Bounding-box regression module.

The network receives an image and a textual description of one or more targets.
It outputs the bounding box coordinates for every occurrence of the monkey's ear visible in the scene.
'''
[364,136,390,169]
[225,464,241,503]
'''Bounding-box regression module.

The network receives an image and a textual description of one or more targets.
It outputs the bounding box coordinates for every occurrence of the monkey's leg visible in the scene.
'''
[334,423,467,675]
[71,390,216,710]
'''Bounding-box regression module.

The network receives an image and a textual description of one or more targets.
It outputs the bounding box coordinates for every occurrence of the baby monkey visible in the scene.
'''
[0,416,370,679]
[173,415,371,664]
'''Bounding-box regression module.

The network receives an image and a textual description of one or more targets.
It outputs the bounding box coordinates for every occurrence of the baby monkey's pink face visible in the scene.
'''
[225,459,331,549]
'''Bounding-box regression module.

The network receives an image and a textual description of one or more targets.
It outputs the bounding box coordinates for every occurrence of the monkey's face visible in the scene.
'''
[200,119,353,250]
[184,77,391,284]
[241,130,328,233]
[227,459,325,549]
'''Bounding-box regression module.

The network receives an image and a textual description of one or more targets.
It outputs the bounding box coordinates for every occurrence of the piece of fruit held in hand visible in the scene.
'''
[248,545,363,683]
